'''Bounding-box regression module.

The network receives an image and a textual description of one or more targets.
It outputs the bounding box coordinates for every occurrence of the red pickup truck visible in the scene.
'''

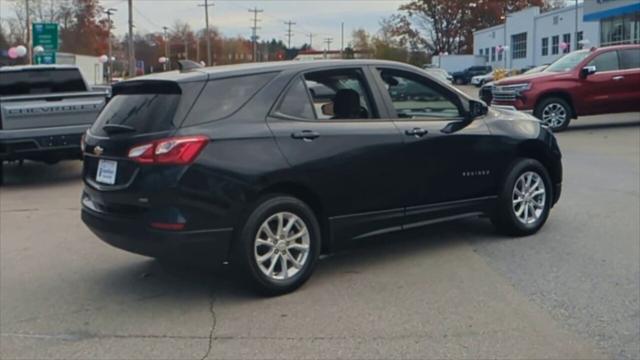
[492,45,640,131]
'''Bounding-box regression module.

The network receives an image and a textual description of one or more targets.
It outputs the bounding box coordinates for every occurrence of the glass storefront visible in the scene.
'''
[600,13,640,45]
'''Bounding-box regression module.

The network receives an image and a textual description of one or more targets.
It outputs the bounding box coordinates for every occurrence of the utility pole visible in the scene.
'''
[127,0,136,78]
[198,0,214,66]
[163,26,170,70]
[26,0,31,64]
[104,8,117,83]
[324,37,333,59]
[249,7,263,62]
[284,20,296,49]
[307,33,314,49]
[575,0,579,50]
[340,22,344,57]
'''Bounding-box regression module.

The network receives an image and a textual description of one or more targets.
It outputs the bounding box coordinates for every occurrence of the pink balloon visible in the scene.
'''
[8,47,18,59]
[560,42,568,50]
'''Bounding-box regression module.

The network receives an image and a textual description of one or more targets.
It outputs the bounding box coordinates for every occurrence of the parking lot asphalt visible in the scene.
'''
[1,87,638,359]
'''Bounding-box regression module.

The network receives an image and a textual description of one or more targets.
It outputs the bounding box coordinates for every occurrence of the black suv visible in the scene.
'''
[81,60,562,294]
[451,66,492,85]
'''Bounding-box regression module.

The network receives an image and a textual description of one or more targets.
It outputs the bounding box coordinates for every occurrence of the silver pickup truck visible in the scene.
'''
[0,65,108,184]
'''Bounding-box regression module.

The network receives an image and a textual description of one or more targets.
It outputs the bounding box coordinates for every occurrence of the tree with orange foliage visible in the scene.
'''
[393,0,552,55]
[59,0,109,56]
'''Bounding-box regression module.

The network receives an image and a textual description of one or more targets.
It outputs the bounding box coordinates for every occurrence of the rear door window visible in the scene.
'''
[274,77,315,120]
[619,49,640,70]
[182,72,276,126]
[0,69,86,96]
[302,68,376,120]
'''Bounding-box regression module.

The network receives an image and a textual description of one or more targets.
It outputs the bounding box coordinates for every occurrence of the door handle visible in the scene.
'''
[291,130,320,141]
[405,128,429,137]
[612,76,625,81]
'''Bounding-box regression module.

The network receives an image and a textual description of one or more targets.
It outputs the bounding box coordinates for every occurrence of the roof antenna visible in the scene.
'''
[177,60,204,72]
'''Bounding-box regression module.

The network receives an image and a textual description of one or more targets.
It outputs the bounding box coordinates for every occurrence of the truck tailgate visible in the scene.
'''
[0,92,106,130]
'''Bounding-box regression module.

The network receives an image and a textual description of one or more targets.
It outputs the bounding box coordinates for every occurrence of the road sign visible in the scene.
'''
[32,23,59,52]
[34,52,56,65]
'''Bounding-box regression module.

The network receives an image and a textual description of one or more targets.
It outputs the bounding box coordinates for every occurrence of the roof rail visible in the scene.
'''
[177,60,204,72]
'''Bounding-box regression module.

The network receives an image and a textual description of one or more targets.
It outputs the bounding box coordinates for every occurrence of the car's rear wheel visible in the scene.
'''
[234,195,321,295]
[535,97,572,132]
[492,158,552,236]
[455,78,464,85]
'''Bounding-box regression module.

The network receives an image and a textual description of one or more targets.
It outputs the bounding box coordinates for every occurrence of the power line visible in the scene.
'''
[284,20,296,49]
[197,0,214,66]
[248,7,263,62]
[307,33,314,49]
[324,37,333,56]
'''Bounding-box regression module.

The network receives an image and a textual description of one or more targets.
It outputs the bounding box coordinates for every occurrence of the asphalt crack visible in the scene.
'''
[199,291,217,360]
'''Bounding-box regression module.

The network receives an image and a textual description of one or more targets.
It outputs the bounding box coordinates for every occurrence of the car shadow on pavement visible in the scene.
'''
[1,160,83,188]
[90,217,506,303]
[564,120,640,132]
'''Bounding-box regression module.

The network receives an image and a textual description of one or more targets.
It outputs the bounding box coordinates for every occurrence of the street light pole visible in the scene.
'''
[26,0,32,64]
[127,0,136,77]
[198,0,214,66]
[104,8,117,83]
[163,26,170,70]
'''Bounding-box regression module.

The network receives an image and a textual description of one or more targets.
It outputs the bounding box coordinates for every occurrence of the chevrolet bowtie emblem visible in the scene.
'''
[94,146,104,156]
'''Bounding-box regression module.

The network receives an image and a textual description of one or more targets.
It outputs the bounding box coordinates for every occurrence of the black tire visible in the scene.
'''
[491,158,553,236]
[233,195,321,295]
[534,97,572,132]
[455,77,464,85]
[0,162,3,186]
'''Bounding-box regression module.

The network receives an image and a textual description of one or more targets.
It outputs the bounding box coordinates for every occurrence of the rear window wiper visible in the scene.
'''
[102,124,136,134]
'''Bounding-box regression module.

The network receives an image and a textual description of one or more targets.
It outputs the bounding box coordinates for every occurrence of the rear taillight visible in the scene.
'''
[128,135,208,165]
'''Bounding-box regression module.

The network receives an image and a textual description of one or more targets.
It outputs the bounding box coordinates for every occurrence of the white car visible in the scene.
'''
[423,68,453,84]
[471,72,494,87]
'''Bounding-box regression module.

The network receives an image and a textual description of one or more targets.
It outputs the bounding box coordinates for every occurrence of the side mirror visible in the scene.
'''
[581,65,597,78]
[468,99,488,119]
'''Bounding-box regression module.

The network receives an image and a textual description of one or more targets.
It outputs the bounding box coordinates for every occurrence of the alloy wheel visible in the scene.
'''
[512,171,546,225]
[541,103,568,129]
[254,212,310,281]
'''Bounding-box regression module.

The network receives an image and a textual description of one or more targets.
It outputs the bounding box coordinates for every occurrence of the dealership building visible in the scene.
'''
[473,0,640,70]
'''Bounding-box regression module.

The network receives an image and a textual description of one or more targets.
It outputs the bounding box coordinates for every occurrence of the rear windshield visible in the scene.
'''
[90,94,181,137]
[0,69,87,96]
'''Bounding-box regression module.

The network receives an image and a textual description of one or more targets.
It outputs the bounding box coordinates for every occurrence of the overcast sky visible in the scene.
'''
[1,0,410,49]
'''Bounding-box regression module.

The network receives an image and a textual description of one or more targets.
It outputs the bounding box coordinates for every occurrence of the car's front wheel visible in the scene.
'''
[234,195,321,295]
[534,97,572,132]
[492,159,553,236]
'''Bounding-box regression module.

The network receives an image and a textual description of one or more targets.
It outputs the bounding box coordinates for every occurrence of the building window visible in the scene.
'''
[553,16,559,25]
[577,31,584,49]
[563,33,571,53]
[485,47,490,61]
[491,47,496,62]
[511,33,527,59]
[498,48,503,62]
[601,14,640,46]
[479,49,483,56]
[552,35,559,55]
[542,37,549,56]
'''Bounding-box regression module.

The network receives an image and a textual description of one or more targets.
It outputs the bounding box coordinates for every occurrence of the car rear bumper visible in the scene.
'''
[81,204,233,264]
[0,126,87,161]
